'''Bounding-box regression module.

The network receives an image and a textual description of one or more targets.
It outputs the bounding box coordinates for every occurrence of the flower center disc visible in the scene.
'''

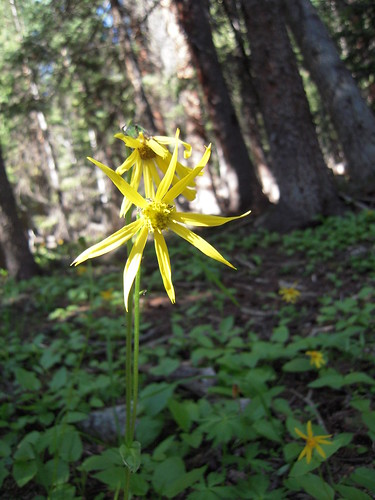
[138,144,157,160]
[142,201,175,232]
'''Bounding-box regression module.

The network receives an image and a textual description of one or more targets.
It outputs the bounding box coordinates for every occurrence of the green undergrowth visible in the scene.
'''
[1,209,375,499]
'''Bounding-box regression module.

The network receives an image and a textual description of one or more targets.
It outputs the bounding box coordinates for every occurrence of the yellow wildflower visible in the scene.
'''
[294,421,332,464]
[76,266,87,276]
[72,130,250,310]
[100,289,114,301]
[279,286,301,303]
[113,128,196,216]
[306,350,326,369]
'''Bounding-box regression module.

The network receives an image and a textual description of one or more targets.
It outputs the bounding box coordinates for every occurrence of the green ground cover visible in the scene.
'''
[1,210,375,499]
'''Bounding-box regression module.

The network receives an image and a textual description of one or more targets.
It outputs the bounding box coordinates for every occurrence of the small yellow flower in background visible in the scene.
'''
[73,130,250,310]
[306,350,326,369]
[112,128,197,216]
[100,289,114,301]
[279,286,301,303]
[76,266,87,276]
[294,421,333,464]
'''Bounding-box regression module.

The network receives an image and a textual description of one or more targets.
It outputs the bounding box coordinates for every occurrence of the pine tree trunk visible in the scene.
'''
[9,0,71,240]
[110,0,161,134]
[243,0,342,231]
[174,0,268,213]
[0,144,39,280]
[284,0,375,188]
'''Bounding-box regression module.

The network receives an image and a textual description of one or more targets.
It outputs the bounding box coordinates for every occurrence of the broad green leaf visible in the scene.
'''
[165,466,207,498]
[13,460,38,487]
[335,484,372,500]
[283,358,311,372]
[0,459,9,489]
[58,430,83,462]
[309,373,344,389]
[135,415,164,448]
[271,325,289,343]
[253,419,283,443]
[94,466,125,489]
[140,382,176,416]
[14,368,41,391]
[36,459,69,489]
[81,449,122,471]
[152,456,185,494]
[288,473,334,500]
[150,358,179,376]
[168,399,192,432]
[350,467,375,494]
[344,373,375,386]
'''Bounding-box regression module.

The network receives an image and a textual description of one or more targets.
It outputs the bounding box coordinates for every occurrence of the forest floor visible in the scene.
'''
[1,208,375,499]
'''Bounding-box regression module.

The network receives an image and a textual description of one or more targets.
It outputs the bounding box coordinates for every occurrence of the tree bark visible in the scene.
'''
[243,0,342,231]
[0,144,39,280]
[174,0,268,214]
[284,0,375,188]
[9,0,71,240]
[110,0,162,134]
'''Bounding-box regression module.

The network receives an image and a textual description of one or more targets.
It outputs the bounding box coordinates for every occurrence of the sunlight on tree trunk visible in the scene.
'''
[285,0,375,188]
[243,0,342,231]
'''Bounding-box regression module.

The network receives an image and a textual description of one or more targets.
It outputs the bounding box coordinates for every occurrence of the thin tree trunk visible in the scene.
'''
[0,143,39,280]
[110,0,161,134]
[221,0,269,171]
[9,0,71,240]
[243,0,342,231]
[174,0,268,214]
[284,0,375,187]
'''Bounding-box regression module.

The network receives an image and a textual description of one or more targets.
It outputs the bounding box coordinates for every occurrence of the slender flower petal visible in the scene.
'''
[173,211,251,227]
[168,221,236,269]
[87,157,148,209]
[123,226,149,309]
[72,219,143,266]
[154,230,175,304]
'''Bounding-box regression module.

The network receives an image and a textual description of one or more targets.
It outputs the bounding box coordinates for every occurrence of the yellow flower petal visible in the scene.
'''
[72,219,143,266]
[154,135,192,159]
[143,160,156,199]
[307,421,313,438]
[155,129,180,201]
[173,210,251,227]
[147,137,169,159]
[163,166,203,204]
[119,162,143,217]
[169,221,236,270]
[116,149,138,175]
[315,444,327,459]
[294,427,308,440]
[123,226,148,310]
[154,230,175,303]
[114,133,141,150]
[298,447,307,461]
[87,157,148,209]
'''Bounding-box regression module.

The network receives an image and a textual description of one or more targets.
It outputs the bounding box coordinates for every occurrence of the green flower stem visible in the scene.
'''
[125,286,133,444]
[131,266,141,438]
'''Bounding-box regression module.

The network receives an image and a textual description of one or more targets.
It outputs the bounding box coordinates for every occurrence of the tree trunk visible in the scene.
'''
[9,0,71,241]
[284,0,375,188]
[221,0,276,201]
[110,0,162,134]
[243,0,342,231]
[0,144,39,280]
[174,0,268,214]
